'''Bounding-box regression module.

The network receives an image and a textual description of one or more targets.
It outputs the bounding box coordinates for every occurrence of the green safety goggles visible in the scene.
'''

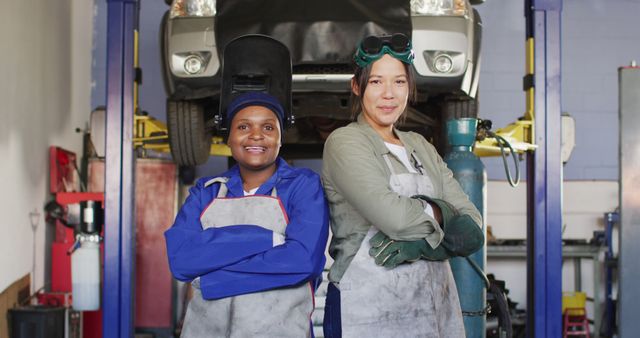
[353,33,415,68]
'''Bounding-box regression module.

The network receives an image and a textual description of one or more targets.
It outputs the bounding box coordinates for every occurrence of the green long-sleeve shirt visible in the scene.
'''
[322,114,482,282]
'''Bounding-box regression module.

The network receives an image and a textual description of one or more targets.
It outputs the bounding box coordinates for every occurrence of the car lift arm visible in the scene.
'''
[474,38,537,158]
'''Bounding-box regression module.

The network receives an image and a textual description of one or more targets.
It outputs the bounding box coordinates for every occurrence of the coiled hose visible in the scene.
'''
[486,130,520,187]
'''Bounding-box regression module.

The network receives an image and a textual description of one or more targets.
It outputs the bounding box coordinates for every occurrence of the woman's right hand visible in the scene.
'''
[368,231,450,268]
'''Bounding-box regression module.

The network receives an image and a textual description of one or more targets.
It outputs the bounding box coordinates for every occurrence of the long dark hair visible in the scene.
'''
[349,60,417,123]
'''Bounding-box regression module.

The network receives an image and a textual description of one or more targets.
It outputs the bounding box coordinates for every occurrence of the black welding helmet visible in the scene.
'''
[218,34,293,134]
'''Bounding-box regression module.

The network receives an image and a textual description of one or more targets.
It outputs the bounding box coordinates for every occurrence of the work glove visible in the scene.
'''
[413,195,485,257]
[369,232,450,268]
[367,196,485,268]
[441,213,484,256]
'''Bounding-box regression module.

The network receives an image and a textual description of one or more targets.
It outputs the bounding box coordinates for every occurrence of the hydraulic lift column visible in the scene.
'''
[104,0,139,337]
[525,0,563,337]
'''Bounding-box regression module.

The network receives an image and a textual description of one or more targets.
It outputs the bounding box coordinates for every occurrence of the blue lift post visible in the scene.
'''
[104,0,139,337]
[525,0,563,337]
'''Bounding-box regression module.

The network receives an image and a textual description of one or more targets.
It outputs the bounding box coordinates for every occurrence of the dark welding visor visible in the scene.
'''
[218,34,293,132]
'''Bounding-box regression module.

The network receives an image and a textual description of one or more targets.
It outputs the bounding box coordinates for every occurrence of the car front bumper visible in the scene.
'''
[162,8,481,102]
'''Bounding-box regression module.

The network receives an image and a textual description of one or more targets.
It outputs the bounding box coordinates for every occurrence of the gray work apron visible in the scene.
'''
[336,153,465,338]
[181,178,314,338]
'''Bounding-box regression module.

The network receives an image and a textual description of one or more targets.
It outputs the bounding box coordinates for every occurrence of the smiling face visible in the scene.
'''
[228,105,281,176]
[353,54,409,135]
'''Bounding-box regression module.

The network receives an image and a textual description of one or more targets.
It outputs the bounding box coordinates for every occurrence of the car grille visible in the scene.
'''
[293,64,353,75]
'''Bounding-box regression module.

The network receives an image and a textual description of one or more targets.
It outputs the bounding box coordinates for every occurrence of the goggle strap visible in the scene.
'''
[354,44,415,68]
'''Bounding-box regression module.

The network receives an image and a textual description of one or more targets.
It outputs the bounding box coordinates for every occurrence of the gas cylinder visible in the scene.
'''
[444,118,487,338]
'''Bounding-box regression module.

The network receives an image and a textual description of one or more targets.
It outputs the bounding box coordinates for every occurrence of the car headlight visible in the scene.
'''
[423,51,464,75]
[410,0,469,17]
[170,0,216,18]
[171,52,212,77]
[433,54,453,73]
[184,55,205,74]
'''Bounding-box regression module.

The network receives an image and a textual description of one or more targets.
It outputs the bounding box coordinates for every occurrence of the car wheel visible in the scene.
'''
[444,96,478,120]
[415,96,479,156]
[438,96,479,154]
[178,165,196,186]
[167,100,212,166]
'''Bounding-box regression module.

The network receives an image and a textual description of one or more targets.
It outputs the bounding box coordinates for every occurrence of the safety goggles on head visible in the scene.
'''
[354,33,415,68]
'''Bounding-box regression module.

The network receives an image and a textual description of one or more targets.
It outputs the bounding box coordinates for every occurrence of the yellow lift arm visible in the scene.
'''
[474,38,537,158]
[133,115,231,157]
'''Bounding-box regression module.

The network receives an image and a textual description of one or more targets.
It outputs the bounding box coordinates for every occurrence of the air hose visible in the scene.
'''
[489,131,520,187]
[466,257,513,338]
[476,120,520,187]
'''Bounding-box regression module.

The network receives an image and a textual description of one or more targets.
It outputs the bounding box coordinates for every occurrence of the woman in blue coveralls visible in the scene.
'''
[321,33,484,337]
[165,90,329,338]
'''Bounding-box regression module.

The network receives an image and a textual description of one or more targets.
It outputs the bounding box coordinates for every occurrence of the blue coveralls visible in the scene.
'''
[165,158,329,336]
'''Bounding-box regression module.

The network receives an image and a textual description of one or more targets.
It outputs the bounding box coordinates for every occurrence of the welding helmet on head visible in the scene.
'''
[217,34,293,134]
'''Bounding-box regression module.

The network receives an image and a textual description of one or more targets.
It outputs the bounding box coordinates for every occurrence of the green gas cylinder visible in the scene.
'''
[444,118,487,338]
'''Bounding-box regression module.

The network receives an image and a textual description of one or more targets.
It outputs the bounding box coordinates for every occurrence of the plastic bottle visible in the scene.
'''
[71,234,100,311]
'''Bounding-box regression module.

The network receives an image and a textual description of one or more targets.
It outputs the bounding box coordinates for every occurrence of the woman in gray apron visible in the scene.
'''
[165,91,329,338]
[321,33,484,337]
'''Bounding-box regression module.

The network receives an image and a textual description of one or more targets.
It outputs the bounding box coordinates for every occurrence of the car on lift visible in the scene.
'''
[160,0,484,165]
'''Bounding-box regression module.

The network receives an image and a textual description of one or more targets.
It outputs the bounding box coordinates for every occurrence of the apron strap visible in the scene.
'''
[384,152,427,176]
[382,154,397,176]
[217,182,229,198]
[205,176,277,198]
[203,177,230,198]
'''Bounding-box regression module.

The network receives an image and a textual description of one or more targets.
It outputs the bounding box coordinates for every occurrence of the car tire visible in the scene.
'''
[167,100,212,166]
[444,97,478,119]
[178,165,197,186]
[424,96,479,156]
